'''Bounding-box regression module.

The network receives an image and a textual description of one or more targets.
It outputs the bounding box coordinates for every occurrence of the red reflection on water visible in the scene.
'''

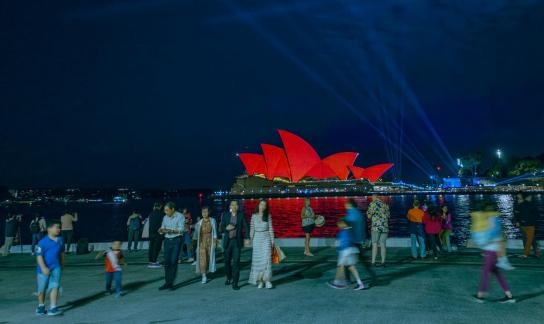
[242,197,387,238]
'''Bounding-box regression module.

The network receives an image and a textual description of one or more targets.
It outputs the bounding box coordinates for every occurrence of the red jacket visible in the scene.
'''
[423,212,442,234]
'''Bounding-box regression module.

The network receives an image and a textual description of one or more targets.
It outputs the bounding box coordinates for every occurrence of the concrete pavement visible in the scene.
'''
[1,247,543,323]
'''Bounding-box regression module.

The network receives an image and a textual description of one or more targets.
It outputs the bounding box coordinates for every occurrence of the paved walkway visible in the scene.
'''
[1,247,543,323]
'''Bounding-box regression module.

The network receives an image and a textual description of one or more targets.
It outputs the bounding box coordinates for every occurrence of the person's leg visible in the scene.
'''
[49,288,58,308]
[347,265,363,285]
[32,234,39,254]
[134,230,140,251]
[5,237,14,255]
[418,234,426,257]
[114,271,122,295]
[185,234,193,259]
[380,234,387,264]
[105,272,113,292]
[410,234,417,258]
[334,265,346,282]
[232,241,242,286]
[429,235,437,257]
[148,236,156,262]
[170,237,181,281]
[163,239,174,285]
[532,230,540,257]
[128,230,134,251]
[524,226,535,257]
[371,243,378,264]
[224,241,233,282]
[477,251,495,296]
[67,231,73,253]
[445,231,452,252]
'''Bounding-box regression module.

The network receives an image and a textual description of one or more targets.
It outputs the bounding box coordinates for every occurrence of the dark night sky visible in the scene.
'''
[1,0,544,189]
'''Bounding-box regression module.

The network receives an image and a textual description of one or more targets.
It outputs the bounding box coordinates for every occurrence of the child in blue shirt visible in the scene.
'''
[327,213,366,291]
[35,219,65,316]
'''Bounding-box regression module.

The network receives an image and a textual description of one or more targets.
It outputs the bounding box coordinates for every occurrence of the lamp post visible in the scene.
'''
[496,149,502,160]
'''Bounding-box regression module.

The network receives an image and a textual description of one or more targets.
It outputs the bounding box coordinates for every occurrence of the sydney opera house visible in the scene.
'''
[231,130,394,196]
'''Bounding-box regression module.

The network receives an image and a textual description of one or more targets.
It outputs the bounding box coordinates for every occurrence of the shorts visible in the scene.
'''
[37,267,62,293]
[371,231,388,244]
[302,224,315,234]
[337,247,359,266]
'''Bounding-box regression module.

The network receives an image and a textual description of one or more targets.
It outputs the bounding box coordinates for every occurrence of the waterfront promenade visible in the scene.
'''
[1,247,543,323]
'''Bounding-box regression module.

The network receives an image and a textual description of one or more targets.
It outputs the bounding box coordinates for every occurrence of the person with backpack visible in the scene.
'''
[126,211,143,252]
[30,213,46,255]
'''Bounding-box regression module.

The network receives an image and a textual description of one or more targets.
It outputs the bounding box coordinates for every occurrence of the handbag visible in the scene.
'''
[272,244,286,264]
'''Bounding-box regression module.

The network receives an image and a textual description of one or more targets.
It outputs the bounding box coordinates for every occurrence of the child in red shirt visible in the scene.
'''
[95,240,126,297]
[423,206,442,260]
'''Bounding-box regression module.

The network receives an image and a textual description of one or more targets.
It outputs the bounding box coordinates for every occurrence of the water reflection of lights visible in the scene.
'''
[495,194,516,239]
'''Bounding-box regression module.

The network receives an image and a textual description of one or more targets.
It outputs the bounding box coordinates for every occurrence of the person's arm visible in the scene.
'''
[219,213,227,234]
[242,214,250,240]
[37,255,50,275]
[60,252,65,269]
[95,250,105,260]
[158,217,166,234]
[269,215,275,244]
[127,216,131,226]
[73,213,78,222]
[250,215,255,240]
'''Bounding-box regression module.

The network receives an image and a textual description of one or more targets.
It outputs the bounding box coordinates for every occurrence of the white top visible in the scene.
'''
[160,212,185,239]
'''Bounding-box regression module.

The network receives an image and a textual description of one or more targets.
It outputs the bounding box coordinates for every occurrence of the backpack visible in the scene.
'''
[30,220,40,233]
[130,217,141,231]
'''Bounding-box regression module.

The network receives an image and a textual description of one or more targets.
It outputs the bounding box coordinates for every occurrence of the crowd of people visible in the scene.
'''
[0,194,541,315]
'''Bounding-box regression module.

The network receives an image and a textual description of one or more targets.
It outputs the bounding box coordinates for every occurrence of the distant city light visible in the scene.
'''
[496,149,503,159]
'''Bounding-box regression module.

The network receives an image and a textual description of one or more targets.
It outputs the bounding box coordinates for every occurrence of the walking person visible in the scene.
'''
[179,208,194,263]
[471,203,516,303]
[95,240,127,297]
[249,200,275,289]
[327,203,367,291]
[515,194,540,258]
[1,213,20,257]
[30,213,46,255]
[367,195,390,266]
[194,206,218,284]
[221,200,250,291]
[158,202,184,290]
[301,198,316,257]
[423,206,442,260]
[126,211,143,252]
[147,203,164,268]
[439,205,453,253]
[406,200,426,259]
[60,211,78,254]
[35,220,65,316]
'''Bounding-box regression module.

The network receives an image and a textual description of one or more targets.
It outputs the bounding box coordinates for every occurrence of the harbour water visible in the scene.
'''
[1,194,543,246]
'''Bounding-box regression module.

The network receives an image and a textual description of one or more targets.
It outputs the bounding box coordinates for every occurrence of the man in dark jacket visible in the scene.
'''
[515,194,540,258]
[220,200,249,290]
[147,203,165,268]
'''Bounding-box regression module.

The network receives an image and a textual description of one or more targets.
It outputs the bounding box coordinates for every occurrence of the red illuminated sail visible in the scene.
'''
[239,153,267,176]
[323,152,359,180]
[278,130,322,182]
[261,144,292,181]
[349,163,394,182]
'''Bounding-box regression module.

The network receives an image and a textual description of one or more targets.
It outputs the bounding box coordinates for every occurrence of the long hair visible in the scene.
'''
[255,199,270,222]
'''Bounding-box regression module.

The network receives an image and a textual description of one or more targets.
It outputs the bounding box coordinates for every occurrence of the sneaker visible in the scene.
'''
[187,258,194,263]
[47,307,62,316]
[326,280,347,289]
[354,283,367,291]
[498,296,516,304]
[159,284,172,291]
[497,257,515,271]
[35,305,46,316]
[191,261,197,266]
[471,294,485,303]
[258,282,264,289]
[115,293,123,298]
[202,277,208,284]
[265,282,273,289]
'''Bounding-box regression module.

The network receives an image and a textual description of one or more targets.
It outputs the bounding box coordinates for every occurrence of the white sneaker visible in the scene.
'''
[257,282,264,289]
[497,257,515,271]
[201,277,208,284]
[191,261,197,266]
[187,258,194,263]
[265,282,273,289]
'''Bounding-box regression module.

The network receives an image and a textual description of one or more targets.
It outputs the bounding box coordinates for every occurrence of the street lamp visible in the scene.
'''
[496,149,502,159]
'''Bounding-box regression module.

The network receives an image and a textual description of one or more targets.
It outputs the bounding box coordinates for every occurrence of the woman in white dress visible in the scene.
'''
[249,199,275,289]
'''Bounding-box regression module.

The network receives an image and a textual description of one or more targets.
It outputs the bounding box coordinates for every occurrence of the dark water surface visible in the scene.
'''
[2,194,543,245]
